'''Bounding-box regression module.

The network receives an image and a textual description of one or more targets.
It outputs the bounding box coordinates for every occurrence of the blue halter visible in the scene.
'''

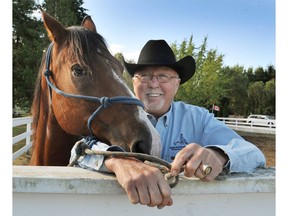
[44,43,144,135]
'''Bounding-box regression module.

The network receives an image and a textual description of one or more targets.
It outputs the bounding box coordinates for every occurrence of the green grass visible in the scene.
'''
[13,125,27,153]
[13,125,26,136]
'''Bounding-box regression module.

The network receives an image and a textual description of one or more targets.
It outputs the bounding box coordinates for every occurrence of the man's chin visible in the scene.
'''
[144,104,164,113]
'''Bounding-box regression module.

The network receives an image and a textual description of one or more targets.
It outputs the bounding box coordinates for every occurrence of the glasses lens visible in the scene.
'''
[140,75,150,82]
[157,74,170,83]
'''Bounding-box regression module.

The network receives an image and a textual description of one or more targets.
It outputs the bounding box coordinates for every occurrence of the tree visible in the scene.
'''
[247,81,265,114]
[13,0,45,110]
[13,0,88,112]
[245,65,275,84]
[171,36,275,117]
[263,79,275,115]
[172,36,224,111]
[114,52,134,90]
[42,0,87,26]
[245,65,276,116]
[218,66,249,116]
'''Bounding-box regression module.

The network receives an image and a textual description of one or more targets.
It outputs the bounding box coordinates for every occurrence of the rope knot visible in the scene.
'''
[44,69,52,77]
[84,135,99,148]
[100,97,112,108]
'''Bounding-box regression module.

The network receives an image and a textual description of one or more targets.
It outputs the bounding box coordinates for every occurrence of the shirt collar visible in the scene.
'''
[147,101,174,127]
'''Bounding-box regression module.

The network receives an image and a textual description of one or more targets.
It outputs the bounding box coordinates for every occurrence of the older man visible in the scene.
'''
[72,39,266,209]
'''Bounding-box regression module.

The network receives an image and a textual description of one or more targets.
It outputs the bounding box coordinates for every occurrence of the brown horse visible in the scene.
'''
[30,10,161,166]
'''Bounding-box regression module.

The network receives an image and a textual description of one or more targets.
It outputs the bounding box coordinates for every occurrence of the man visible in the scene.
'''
[71,39,266,209]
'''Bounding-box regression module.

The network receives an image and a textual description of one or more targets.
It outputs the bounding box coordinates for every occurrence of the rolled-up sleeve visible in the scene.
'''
[70,139,125,173]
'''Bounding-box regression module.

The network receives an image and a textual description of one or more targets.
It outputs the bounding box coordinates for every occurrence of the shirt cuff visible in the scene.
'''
[205,146,231,174]
[77,141,125,173]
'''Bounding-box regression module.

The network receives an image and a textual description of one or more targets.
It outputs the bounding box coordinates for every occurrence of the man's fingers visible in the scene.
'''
[126,186,140,204]
[171,145,196,175]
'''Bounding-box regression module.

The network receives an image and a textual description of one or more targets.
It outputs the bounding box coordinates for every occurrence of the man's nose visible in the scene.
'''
[148,75,160,86]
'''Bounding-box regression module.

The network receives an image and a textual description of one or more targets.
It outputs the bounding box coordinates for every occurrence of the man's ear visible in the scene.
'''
[174,79,181,95]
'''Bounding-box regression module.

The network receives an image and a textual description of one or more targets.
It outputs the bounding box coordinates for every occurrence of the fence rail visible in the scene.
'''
[12,116,276,160]
[216,117,276,134]
[13,116,33,160]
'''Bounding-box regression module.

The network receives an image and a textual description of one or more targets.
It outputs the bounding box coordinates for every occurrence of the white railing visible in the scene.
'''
[13,166,275,216]
[12,116,275,160]
[12,117,275,215]
[13,116,33,160]
[216,117,276,134]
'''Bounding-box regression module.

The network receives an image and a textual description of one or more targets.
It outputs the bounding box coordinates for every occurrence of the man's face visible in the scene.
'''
[132,66,181,118]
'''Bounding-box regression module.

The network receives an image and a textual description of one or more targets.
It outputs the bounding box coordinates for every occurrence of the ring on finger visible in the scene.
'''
[200,164,212,176]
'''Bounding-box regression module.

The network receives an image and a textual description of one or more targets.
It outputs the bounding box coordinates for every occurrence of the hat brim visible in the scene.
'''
[123,56,195,85]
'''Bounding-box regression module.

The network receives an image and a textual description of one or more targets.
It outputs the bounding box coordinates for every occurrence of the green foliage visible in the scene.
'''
[114,52,134,90]
[42,0,88,26]
[171,36,275,117]
[13,0,46,110]
[12,0,88,112]
[247,79,275,116]
[218,66,249,116]
[173,36,224,111]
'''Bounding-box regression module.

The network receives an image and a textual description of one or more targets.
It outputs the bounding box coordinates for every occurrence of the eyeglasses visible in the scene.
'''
[134,74,180,83]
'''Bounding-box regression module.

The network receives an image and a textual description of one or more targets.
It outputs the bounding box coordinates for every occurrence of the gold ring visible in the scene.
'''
[200,164,212,176]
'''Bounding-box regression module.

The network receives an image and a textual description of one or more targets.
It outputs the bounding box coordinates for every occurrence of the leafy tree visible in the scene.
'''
[171,36,275,117]
[13,0,88,113]
[13,0,45,110]
[245,65,276,116]
[218,66,249,116]
[172,36,224,111]
[42,0,87,26]
[247,81,265,114]
[245,64,275,84]
[114,52,134,90]
[263,79,275,115]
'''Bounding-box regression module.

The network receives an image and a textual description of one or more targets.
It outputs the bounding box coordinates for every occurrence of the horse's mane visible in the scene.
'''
[31,52,47,136]
[31,26,118,136]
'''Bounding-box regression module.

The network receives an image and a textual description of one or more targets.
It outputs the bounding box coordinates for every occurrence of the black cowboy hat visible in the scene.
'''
[123,39,196,84]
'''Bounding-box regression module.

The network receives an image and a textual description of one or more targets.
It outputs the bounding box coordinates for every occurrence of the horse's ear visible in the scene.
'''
[41,9,68,44]
[81,16,97,33]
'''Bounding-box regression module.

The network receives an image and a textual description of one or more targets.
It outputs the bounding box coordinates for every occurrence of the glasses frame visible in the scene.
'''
[134,74,180,83]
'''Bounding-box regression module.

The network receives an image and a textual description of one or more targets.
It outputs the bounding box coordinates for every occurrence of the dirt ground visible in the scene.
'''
[13,133,275,167]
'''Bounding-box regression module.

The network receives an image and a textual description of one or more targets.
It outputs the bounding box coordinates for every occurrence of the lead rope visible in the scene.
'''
[68,137,180,188]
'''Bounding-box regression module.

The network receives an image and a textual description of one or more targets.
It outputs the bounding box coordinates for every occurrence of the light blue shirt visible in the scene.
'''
[71,101,266,174]
[152,101,266,173]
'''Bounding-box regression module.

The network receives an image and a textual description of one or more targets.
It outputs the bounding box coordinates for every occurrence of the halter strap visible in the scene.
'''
[44,43,144,135]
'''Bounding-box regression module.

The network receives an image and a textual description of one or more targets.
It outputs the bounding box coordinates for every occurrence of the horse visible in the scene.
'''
[29,10,161,166]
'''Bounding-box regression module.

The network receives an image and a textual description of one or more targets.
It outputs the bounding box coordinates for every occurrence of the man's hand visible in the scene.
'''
[104,157,173,209]
[171,143,228,181]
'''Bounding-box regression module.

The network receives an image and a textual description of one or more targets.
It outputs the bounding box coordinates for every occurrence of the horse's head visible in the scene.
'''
[40,10,161,156]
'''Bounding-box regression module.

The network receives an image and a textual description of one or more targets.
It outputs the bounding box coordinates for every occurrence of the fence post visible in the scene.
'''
[26,122,31,149]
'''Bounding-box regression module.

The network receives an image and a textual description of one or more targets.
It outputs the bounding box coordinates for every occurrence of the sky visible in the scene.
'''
[82,0,275,69]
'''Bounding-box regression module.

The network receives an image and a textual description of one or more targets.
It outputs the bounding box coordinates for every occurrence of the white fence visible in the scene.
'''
[13,166,275,216]
[12,116,275,161]
[12,116,33,160]
[12,117,275,216]
[217,117,276,134]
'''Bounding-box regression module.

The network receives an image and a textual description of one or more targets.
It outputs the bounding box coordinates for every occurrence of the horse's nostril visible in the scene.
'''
[131,140,150,154]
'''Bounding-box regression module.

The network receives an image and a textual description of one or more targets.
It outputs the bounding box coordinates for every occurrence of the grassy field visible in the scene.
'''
[13,125,32,165]
[13,125,27,151]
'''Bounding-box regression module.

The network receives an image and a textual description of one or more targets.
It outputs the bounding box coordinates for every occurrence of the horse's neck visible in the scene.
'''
[30,97,79,166]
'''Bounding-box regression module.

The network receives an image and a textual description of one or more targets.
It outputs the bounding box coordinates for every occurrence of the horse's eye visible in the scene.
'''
[72,64,85,77]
